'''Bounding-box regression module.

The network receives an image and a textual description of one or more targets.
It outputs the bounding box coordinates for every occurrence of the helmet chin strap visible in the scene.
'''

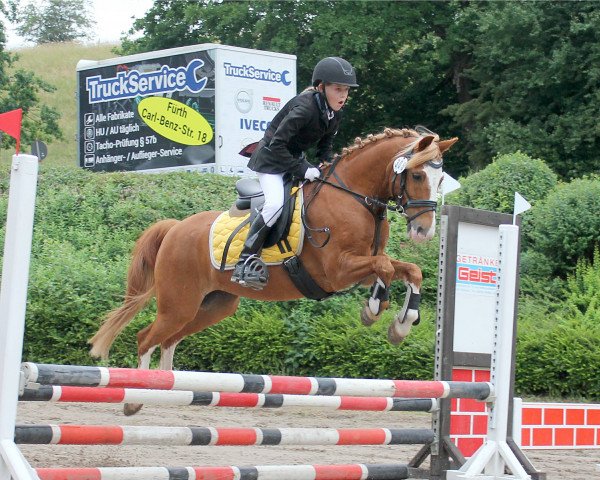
[317,86,335,119]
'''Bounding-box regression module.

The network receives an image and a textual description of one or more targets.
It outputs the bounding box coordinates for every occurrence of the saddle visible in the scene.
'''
[231,177,297,248]
[209,178,304,271]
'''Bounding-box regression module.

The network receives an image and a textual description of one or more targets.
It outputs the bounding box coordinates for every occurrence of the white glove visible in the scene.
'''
[304,167,321,182]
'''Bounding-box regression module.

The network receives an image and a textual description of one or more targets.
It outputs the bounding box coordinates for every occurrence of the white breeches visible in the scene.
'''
[257,172,285,227]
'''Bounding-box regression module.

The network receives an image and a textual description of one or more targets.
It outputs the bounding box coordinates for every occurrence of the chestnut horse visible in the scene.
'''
[90,127,457,415]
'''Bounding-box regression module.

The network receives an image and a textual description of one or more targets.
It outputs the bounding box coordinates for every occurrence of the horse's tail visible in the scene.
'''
[89,219,179,360]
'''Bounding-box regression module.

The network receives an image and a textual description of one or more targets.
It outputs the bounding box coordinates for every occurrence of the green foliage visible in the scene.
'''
[441,1,600,178]
[563,249,600,322]
[0,64,62,152]
[0,10,63,153]
[2,163,600,397]
[527,176,600,276]
[515,253,600,400]
[7,0,95,44]
[6,43,121,165]
[0,166,439,381]
[118,1,600,179]
[448,151,558,213]
[516,315,600,401]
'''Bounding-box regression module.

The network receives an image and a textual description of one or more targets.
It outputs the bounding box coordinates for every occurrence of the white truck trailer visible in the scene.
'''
[77,43,297,175]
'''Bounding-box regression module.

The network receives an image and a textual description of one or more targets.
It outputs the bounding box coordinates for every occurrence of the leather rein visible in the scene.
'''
[301,152,442,250]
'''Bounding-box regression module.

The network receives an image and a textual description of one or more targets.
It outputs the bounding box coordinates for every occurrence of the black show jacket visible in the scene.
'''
[247,90,341,177]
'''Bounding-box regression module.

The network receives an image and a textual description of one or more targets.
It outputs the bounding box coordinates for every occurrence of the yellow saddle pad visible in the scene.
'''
[210,190,304,270]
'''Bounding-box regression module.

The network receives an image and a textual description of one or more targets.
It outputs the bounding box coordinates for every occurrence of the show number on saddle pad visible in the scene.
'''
[210,191,304,270]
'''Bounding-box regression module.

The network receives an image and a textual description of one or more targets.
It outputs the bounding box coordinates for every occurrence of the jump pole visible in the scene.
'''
[0,155,40,480]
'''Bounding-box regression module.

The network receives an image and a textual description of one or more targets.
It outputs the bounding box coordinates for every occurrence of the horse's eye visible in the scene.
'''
[412,173,424,182]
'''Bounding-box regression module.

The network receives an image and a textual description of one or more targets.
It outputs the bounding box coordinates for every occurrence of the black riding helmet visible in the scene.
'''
[312,57,359,87]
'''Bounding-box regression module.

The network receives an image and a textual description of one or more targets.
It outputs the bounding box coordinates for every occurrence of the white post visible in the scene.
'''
[447,224,532,480]
[0,154,40,480]
[512,397,523,447]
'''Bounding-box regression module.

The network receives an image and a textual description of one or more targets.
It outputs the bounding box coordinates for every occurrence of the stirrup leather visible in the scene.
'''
[231,254,269,290]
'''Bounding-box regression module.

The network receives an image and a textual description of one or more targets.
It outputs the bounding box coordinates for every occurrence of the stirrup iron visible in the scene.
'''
[232,254,269,290]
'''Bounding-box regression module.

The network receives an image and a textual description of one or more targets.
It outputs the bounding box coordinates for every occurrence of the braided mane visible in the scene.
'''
[338,127,441,168]
[340,128,418,158]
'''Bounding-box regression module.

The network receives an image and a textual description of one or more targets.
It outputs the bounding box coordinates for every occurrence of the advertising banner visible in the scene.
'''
[453,221,500,355]
[215,48,296,176]
[78,48,217,173]
[77,44,297,175]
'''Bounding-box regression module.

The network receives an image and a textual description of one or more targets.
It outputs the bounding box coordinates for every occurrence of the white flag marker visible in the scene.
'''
[513,191,532,224]
[441,173,461,204]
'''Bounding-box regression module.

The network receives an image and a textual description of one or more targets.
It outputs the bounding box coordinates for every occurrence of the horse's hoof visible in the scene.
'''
[360,305,379,326]
[124,403,144,416]
[387,316,414,345]
[388,324,405,345]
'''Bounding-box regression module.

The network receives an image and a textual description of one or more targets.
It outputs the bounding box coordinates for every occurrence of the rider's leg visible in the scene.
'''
[256,172,285,228]
[231,172,284,287]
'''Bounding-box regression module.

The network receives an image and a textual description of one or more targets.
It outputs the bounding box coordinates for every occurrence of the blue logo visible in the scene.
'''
[224,63,291,86]
[240,118,270,131]
[86,59,208,104]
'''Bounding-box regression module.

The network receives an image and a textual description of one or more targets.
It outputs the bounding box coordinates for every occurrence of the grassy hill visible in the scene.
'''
[2,42,119,166]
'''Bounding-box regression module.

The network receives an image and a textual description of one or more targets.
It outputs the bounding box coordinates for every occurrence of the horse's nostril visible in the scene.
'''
[417,226,424,235]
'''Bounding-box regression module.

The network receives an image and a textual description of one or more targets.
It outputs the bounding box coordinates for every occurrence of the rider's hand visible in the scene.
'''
[304,167,321,182]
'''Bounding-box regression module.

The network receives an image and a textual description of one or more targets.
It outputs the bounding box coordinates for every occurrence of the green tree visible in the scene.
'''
[0,1,63,151]
[440,1,600,178]
[8,0,95,44]
[120,1,600,180]
[449,151,558,213]
[527,176,600,276]
[119,0,460,170]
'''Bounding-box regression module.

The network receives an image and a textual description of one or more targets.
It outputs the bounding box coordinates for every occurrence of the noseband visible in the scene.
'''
[391,156,443,224]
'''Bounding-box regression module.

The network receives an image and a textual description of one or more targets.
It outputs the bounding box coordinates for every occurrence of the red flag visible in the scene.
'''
[0,108,23,154]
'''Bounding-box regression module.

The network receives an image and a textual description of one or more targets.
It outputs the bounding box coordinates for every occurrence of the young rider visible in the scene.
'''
[231,56,358,289]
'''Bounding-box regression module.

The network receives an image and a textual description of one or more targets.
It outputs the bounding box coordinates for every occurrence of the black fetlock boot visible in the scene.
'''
[231,214,271,289]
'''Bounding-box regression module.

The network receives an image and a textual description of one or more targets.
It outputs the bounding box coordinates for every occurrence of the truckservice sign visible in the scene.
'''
[78,50,216,173]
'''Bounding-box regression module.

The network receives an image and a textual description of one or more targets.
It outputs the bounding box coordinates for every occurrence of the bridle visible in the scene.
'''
[301,148,443,248]
[390,154,443,223]
[318,150,443,220]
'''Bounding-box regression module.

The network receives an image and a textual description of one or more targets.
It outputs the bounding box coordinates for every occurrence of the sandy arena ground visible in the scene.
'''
[16,401,599,479]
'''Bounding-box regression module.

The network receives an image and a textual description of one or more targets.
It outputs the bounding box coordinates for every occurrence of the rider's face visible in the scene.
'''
[321,83,350,111]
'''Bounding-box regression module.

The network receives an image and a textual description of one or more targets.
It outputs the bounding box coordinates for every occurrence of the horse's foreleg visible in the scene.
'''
[360,277,390,326]
[327,254,395,326]
[387,259,423,345]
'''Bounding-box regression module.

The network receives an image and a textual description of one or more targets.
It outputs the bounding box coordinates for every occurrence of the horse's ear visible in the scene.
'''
[438,137,458,154]
[415,135,435,152]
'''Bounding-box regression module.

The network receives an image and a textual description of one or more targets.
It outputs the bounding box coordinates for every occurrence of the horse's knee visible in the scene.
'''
[373,257,395,284]
[407,265,423,287]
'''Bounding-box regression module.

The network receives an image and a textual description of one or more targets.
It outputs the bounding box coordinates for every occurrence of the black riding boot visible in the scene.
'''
[231,214,271,289]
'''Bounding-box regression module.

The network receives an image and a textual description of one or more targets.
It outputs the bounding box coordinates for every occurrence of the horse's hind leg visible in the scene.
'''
[123,293,203,416]
[123,291,240,416]
[160,291,241,356]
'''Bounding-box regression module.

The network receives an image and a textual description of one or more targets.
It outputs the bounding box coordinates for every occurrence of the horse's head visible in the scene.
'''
[331,128,457,243]
[391,132,458,242]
